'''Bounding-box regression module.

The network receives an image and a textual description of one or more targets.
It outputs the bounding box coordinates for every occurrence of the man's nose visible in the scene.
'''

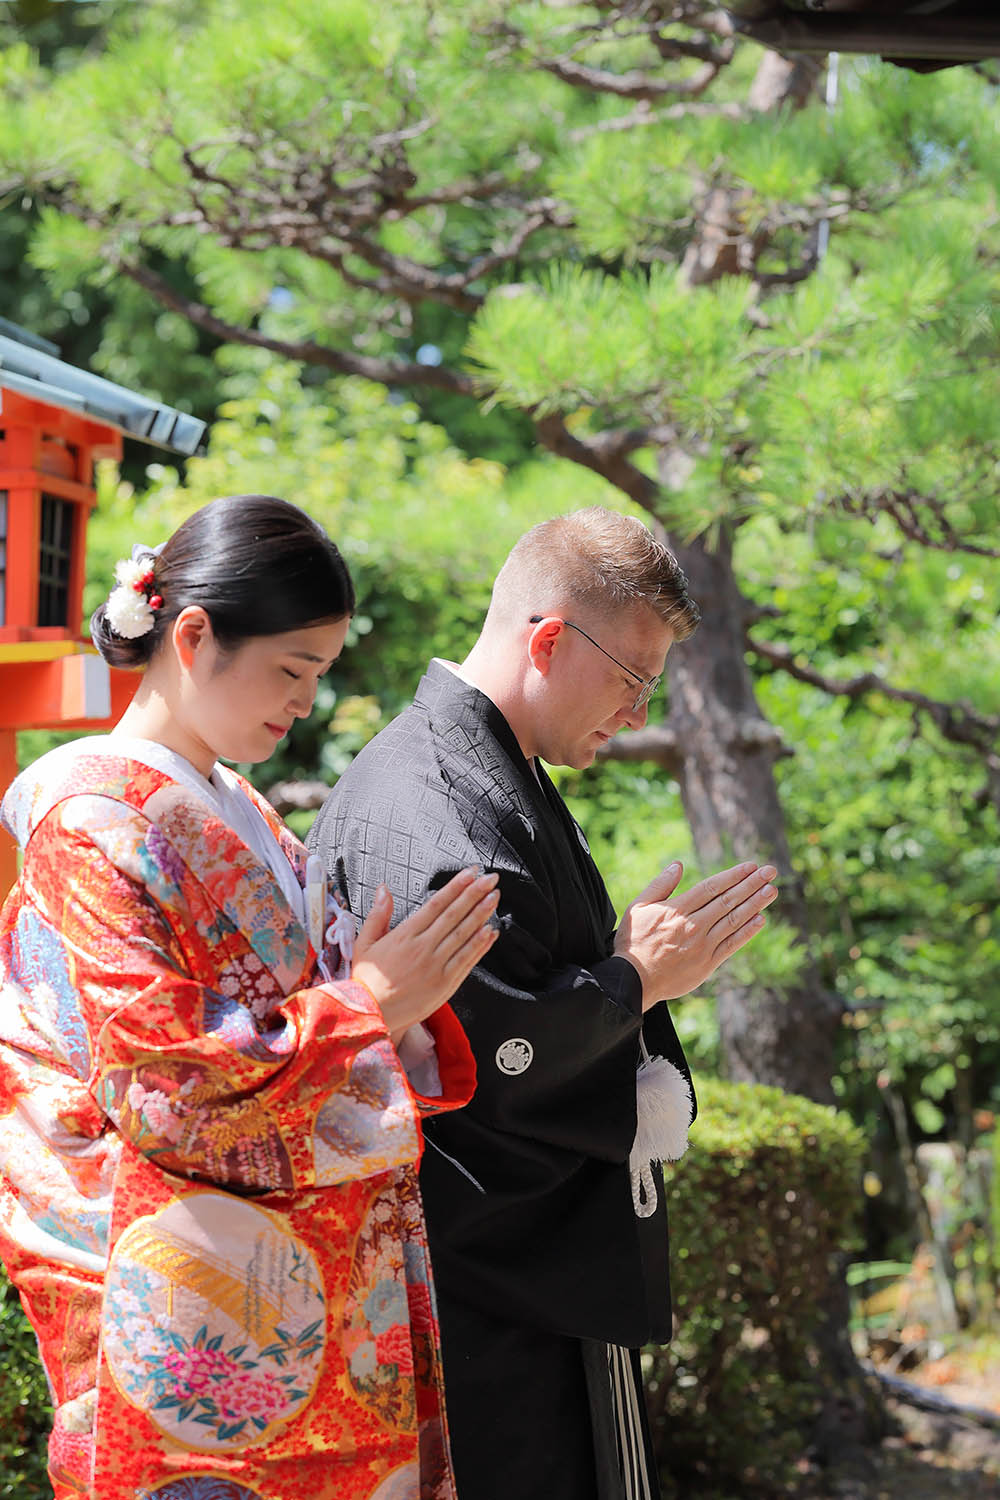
[623,699,648,731]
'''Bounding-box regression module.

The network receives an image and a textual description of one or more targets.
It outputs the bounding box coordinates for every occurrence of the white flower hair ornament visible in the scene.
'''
[105,545,164,639]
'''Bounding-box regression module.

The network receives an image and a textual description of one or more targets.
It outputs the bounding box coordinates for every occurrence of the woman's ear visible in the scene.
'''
[172,606,214,670]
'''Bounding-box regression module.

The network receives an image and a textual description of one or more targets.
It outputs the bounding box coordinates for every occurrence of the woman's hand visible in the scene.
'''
[350,866,499,1043]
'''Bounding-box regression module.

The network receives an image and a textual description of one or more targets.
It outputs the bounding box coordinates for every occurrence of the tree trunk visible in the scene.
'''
[658,47,843,1102]
[661,526,883,1460]
[662,526,843,1103]
[654,40,877,1436]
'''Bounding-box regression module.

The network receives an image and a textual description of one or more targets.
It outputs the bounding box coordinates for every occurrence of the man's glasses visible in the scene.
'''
[529,617,661,713]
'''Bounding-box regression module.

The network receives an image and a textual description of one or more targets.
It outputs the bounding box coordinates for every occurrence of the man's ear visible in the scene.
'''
[172,606,214,670]
[527,616,564,678]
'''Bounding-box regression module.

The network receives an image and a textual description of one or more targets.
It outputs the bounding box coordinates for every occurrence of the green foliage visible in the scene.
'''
[649,1079,866,1495]
[69,352,615,789]
[0,1269,51,1500]
[735,513,1000,1136]
[3,11,999,1487]
[4,0,998,1210]
[468,265,755,430]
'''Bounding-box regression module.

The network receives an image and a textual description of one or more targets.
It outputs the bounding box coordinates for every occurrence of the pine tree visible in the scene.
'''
[1,0,996,1107]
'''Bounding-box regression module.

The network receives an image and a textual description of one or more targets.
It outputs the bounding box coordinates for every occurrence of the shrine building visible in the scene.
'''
[0,318,205,893]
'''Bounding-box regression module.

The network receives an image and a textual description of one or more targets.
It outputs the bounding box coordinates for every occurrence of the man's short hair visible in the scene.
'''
[490,507,700,641]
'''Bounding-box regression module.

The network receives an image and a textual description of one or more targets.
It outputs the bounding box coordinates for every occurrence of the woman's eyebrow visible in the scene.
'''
[288,650,338,672]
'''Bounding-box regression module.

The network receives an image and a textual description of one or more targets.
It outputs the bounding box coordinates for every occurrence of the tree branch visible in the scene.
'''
[839,488,1000,560]
[539,54,721,100]
[336,234,484,312]
[461,199,573,284]
[747,635,999,755]
[576,0,737,45]
[568,97,747,142]
[753,245,820,288]
[648,29,734,66]
[532,413,662,510]
[597,724,685,775]
[118,258,477,396]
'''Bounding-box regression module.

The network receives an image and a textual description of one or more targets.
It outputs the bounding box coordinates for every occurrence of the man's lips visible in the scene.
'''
[265,723,291,737]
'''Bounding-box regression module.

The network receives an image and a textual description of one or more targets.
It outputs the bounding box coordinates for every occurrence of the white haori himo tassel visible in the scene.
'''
[629,1042,694,1218]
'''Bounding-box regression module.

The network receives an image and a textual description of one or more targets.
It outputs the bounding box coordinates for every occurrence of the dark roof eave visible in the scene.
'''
[0,331,206,456]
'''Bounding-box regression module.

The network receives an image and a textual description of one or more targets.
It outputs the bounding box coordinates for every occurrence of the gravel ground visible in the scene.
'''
[802,1395,1000,1500]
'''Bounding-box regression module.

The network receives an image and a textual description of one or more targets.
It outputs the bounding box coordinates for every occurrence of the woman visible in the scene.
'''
[0,495,497,1500]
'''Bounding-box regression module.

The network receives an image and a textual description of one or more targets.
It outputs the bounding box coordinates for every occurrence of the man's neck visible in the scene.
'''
[456,646,538,763]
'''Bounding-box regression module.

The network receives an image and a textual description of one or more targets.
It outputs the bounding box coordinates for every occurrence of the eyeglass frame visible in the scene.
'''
[528,616,662,713]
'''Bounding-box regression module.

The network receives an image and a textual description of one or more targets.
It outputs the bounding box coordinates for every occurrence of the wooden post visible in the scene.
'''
[0,728,18,896]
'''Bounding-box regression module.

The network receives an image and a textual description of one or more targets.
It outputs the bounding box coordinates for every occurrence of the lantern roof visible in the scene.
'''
[0,318,205,455]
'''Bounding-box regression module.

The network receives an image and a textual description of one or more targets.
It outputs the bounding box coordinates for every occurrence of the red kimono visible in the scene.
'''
[0,750,475,1500]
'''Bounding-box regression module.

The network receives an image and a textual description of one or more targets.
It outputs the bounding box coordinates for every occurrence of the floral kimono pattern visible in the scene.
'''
[0,752,476,1500]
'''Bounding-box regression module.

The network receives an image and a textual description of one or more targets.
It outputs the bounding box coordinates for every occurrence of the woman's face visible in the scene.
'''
[184,616,350,767]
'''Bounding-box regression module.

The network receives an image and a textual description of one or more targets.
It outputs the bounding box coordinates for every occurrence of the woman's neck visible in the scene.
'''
[114,686,216,779]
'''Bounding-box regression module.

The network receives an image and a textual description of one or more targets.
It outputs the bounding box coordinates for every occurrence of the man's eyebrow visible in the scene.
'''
[622,652,658,680]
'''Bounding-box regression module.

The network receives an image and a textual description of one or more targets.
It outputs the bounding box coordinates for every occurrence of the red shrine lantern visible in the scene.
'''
[0,322,204,893]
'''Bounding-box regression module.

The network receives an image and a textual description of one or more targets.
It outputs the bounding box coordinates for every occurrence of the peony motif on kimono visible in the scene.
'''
[0,750,476,1500]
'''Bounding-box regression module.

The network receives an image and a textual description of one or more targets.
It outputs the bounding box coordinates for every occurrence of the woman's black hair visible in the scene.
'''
[91,495,355,670]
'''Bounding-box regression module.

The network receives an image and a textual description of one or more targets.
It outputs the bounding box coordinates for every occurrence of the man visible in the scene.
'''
[308,507,778,1500]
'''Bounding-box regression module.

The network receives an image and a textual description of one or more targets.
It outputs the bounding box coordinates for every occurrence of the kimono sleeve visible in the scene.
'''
[434,862,646,1164]
[323,831,647,1166]
[22,800,474,1194]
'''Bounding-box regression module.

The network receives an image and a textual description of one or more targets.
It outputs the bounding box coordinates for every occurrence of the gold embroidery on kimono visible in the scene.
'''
[0,752,475,1500]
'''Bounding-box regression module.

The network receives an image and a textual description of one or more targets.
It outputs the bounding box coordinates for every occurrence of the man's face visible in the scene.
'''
[530,605,674,769]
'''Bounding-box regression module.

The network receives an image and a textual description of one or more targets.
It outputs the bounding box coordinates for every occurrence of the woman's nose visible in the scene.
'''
[290,681,316,717]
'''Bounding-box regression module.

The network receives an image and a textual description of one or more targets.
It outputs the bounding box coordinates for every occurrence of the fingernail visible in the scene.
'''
[665,861,681,875]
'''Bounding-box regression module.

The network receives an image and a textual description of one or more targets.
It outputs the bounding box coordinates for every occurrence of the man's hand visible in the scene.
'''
[614,861,778,1010]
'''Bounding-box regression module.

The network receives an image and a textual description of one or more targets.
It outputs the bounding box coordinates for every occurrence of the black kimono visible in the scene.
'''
[308,661,695,1500]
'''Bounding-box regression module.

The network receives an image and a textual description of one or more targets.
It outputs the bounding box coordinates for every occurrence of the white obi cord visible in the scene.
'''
[629,1037,694,1218]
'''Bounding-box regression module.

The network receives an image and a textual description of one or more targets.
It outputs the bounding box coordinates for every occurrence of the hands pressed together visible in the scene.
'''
[614,860,779,1011]
[350,866,499,1043]
[349,854,777,1042]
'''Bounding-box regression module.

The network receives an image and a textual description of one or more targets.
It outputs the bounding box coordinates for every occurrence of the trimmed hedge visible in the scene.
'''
[0,1272,52,1499]
[646,1078,868,1496]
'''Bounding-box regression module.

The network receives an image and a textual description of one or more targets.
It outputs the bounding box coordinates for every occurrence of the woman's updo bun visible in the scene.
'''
[89,495,355,670]
[89,601,164,669]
